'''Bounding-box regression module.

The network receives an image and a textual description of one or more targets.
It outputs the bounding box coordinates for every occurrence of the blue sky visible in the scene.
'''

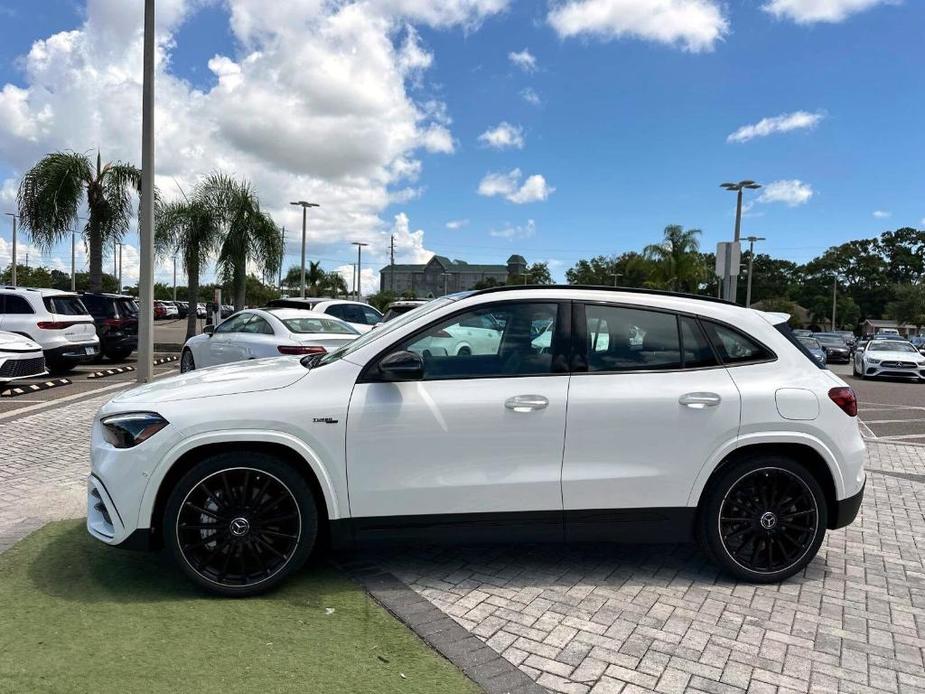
[0,0,922,288]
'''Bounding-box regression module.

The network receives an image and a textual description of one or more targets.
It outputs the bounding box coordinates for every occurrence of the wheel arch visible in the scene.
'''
[692,440,839,529]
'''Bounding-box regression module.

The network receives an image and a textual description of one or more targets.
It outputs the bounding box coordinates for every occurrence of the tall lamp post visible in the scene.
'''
[136,0,156,383]
[4,213,17,286]
[611,272,623,287]
[70,231,77,291]
[832,276,838,330]
[720,180,761,303]
[352,241,368,301]
[744,235,766,308]
[290,201,319,298]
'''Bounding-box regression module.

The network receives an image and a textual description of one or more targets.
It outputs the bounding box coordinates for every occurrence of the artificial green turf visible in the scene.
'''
[0,521,478,694]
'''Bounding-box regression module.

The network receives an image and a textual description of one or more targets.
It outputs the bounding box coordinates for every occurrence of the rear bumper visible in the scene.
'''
[830,480,865,529]
[45,341,99,363]
[101,334,137,352]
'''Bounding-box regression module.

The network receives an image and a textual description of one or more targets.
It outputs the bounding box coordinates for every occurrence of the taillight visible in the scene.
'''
[103,318,126,327]
[278,345,327,355]
[828,387,857,417]
[37,321,89,329]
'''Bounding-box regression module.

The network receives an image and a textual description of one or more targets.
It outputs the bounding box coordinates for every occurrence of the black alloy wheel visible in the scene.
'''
[180,349,195,373]
[698,457,827,582]
[165,453,317,596]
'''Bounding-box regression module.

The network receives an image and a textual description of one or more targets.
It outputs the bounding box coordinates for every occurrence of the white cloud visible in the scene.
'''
[0,0,507,281]
[478,168,554,204]
[508,48,537,72]
[758,179,814,207]
[762,0,894,24]
[727,110,825,143]
[490,219,536,239]
[872,210,891,219]
[520,87,541,106]
[477,122,525,149]
[445,218,469,229]
[548,0,729,52]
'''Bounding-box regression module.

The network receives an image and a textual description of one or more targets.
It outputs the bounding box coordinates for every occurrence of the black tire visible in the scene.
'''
[105,347,133,362]
[47,360,76,375]
[457,346,472,356]
[697,456,828,583]
[164,452,318,597]
[180,349,195,373]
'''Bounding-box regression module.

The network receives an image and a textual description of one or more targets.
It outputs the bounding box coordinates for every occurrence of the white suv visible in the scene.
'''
[87,287,865,596]
[0,287,99,372]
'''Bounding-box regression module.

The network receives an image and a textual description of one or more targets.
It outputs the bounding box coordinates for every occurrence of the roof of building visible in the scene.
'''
[380,255,515,273]
[507,254,527,265]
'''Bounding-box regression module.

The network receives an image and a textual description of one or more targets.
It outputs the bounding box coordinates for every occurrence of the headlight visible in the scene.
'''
[866,358,880,365]
[101,412,169,448]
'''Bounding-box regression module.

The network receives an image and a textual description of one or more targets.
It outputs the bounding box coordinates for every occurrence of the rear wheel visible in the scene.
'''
[105,347,133,362]
[697,456,827,583]
[46,360,75,375]
[164,452,318,597]
[180,349,195,373]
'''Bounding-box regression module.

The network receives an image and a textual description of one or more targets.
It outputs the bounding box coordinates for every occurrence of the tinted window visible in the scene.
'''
[241,316,274,334]
[43,296,88,315]
[583,305,681,371]
[680,316,719,368]
[403,302,559,379]
[116,299,138,318]
[775,322,822,369]
[324,305,346,320]
[868,341,917,353]
[283,317,358,334]
[215,313,253,333]
[362,306,383,325]
[2,295,34,314]
[704,321,772,365]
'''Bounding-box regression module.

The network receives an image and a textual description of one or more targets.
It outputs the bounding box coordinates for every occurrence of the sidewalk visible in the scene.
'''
[2,397,924,693]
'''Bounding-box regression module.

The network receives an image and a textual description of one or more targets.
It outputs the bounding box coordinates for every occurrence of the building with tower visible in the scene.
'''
[379,254,528,297]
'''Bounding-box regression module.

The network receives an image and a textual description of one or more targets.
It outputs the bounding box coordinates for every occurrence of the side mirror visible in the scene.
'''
[378,350,423,381]
[203,324,214,336]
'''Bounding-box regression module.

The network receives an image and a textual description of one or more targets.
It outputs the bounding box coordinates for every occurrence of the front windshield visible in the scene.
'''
[798,337,821,350]
[314,296,459,366]
[869,341,917,353]
[815,335,844,345]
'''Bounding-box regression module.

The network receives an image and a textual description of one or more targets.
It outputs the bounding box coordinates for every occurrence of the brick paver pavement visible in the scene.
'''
[2,397,924,693]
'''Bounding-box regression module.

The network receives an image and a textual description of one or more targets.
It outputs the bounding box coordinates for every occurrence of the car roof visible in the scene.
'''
[80,292,135,300]
[262,307,341,321]
[1,285,78,297]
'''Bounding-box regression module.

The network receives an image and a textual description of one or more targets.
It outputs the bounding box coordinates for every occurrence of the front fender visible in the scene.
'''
[136,428,343,530]
[685,431,849,507]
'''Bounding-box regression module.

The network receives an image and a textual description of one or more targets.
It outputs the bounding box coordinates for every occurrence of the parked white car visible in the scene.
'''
[0,287,99,372]
[853,339,925,381]
[180,308,360,371]
[88,287,865,596]
[0,330,47,383]
[266,298,382,333]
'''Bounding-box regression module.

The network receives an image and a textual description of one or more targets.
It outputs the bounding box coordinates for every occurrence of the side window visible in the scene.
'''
[241,316,274,334]
[324,305,346,320]
[402,302,560,379]
[215,313,252,333]
[680,317,719,368]
[583,305,681,371]
[702,321,773,365]
[3,295,34,314]
[362,306,382,325]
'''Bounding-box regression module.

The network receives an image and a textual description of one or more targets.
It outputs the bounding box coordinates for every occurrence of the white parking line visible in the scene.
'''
[863,418,925,424]
[877,433,925,441]
[858,420,878,439]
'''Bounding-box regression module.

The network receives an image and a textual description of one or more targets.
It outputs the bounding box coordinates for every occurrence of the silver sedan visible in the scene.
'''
[180,308,360,372]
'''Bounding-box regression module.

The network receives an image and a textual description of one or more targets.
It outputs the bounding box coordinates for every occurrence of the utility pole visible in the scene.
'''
[136,0,156,384]
[290,201,319,299]
[352,241,368,301]
[172,255,177,301]
[71,232,77,291]
[117,242,123,291]
[744,235,766,308]
[390,234,395,292]
[113,240,118,280]
[279,227,285,291]
[4,213,17,286]
[611,272,623,287]
[720,180,762,303]
[832,276,837,330]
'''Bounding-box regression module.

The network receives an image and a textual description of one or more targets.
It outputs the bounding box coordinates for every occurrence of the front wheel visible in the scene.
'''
[697,456,827,583]
[164,453,318,596]
[180,349,195,373]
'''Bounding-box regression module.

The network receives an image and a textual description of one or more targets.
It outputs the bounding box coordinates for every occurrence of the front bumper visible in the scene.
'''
[864,363,925,380]
[830,480,865,529]
[0,354,47,382]
[825,351,850,363]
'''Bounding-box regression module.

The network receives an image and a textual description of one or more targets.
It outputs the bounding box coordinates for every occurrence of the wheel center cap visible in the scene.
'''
[229,517,251,537]
[759,511,777,530]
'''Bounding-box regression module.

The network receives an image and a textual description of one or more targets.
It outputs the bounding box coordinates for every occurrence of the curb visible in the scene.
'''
[1,378,71,398]
[87,366,136,379]
[336,559,546,694]
[154,343,183,353]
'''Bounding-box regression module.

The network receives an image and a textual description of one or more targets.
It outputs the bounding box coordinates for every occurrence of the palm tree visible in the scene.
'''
[643,225,704,293]
[155,198,222,340]
[199,173,282,311]
[323,270,349,298]
[17,151,142,291]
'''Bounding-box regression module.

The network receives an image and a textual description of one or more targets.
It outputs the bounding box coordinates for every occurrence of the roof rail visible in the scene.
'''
[471,284,737,306]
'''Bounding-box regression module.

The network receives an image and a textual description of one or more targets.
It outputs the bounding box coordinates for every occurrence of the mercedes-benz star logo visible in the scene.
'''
[759,511,777,530]
[229,517,251,537]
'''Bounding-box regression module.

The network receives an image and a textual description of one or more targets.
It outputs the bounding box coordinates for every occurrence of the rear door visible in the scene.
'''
[561,303,741,540]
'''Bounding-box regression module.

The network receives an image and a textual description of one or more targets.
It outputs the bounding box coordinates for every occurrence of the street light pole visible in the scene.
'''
[137,0,155,384]
[832,276,837,330]
[611,272,623,287]
[71,232,76,291]
[744,235,766,308]
[352,241,368,301]
[720,180,762,303]
[117,242,123,291]
[172,255,177,301]
[4,213,17,286]
[289,201,319,299]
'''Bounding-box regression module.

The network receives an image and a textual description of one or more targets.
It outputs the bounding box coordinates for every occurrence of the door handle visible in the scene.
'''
[679,392,721,409]
[505,395,549,412]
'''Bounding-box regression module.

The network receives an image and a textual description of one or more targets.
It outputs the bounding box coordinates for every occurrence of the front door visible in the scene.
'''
[346,301,571,540]
[562,303,741,540]
[205,312,252,366]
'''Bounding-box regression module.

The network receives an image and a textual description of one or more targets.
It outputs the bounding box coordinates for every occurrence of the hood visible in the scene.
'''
[112,356,310,404]
[0,331,41,351]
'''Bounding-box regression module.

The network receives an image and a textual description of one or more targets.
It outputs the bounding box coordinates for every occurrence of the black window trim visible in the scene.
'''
[357,299,573,383]
[569,300,777,376]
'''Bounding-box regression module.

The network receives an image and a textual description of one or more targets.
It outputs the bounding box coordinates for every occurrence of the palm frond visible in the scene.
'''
[17,151,92,248]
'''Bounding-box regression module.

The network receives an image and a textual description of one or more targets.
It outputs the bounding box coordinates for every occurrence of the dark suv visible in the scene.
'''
[79,293,138,361]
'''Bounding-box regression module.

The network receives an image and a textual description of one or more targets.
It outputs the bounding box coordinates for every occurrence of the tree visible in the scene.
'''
[509,261,553,285]
[740,253,800,304]
[643,225,704,292]
[155,197,223,340]
[200,173,282,311]
[473,276,502,290]
[886,284,925,332]
[366,290,397,311]
[18,151,143,292]
[757,297,802,328]
[565,253,652,287]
